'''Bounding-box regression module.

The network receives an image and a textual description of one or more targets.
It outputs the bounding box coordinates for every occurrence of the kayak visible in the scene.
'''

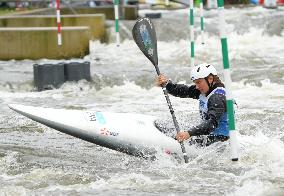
[8,104,184,159]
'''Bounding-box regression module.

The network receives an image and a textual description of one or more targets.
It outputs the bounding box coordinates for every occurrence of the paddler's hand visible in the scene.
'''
[156,74,168,87]
[176,131,190,142]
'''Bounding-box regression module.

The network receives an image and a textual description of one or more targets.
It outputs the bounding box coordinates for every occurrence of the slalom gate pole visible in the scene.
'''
[189,0,195,67]
[200,0,204,44]
[56,0,62,46]
[217,0,238,161]
[114,0,120,47]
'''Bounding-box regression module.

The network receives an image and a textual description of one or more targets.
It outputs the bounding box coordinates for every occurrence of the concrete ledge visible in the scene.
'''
[0,27,90,60]
[64,6,138,20]
[124,5,138,20]
[0,14,105,41]
[8,6,138,20]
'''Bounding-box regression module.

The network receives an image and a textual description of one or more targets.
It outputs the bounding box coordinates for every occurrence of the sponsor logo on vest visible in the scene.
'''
[199,100,205,108]
[214,89,226,95]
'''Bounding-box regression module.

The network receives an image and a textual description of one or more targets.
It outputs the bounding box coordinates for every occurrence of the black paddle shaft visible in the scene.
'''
[132,17,189,163]
[154,65,189,163]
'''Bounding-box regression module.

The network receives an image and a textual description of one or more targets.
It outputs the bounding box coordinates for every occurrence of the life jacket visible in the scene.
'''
[198,87,229,136]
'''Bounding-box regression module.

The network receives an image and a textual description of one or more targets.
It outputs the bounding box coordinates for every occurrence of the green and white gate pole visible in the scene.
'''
[189,0,195,67]
[217,0,238,161]
[200,0,204,44]
[114,0,120,47]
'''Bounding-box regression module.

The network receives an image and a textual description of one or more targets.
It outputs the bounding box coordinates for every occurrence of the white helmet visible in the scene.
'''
[190,63,217,81]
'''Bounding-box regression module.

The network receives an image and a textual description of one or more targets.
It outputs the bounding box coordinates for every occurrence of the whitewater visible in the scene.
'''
[0,6,283,196]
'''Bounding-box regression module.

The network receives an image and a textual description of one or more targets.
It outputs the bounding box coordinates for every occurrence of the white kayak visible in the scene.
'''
[8,104,184,159]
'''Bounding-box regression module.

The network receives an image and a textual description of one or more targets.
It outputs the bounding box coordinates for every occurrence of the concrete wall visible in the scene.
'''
[10,6,138,20]
[0,14,106,41]
[0,27,90,60]
[60,6,138,20]
[0,5,138,60]
[124,6,138,20]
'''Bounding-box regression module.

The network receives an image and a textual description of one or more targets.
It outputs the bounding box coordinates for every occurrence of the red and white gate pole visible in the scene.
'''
[56,0,62,46]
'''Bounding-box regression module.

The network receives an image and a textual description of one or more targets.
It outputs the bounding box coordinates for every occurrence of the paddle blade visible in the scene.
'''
[132,17,158,66]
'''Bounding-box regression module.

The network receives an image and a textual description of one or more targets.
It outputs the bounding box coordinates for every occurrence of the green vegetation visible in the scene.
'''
[0,8,15,16]
[225,0,250,4]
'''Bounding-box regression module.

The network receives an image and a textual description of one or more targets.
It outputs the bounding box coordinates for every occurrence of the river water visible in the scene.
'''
[0,6,284,196]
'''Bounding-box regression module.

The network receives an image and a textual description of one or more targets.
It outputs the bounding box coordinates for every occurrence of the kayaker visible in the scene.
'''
[156,63,229,146]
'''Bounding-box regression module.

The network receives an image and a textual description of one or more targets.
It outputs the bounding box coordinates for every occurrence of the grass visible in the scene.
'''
[0,8,16,16]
